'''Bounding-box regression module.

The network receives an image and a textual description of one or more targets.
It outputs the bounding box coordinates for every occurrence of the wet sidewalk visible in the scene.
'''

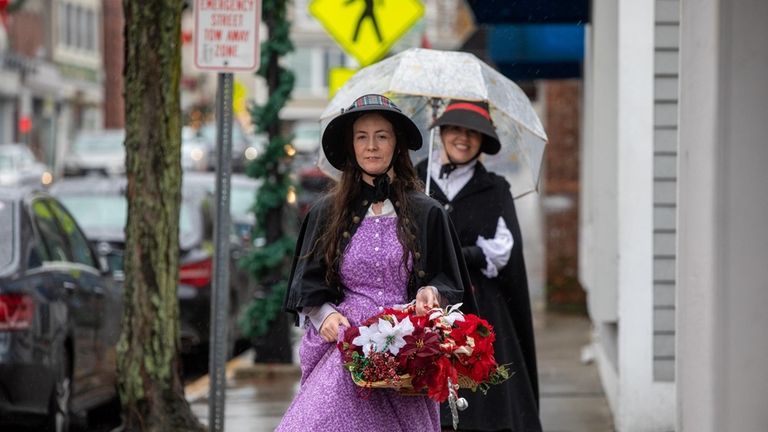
[187,310,614,431]
[534,311,614,432]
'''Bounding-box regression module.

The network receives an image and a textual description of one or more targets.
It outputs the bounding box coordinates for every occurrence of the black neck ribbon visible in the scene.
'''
[439,163,457,179]
[360,175,391,203]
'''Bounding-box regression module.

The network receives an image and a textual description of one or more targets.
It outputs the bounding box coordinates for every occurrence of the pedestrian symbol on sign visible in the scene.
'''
[347,0,382,43]
[309,0,424,67]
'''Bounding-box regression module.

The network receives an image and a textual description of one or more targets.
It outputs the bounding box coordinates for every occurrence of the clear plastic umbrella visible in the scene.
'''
[317,48,547,198]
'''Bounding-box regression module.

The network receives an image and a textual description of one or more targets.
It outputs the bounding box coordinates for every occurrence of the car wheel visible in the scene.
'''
[48,353,72,432]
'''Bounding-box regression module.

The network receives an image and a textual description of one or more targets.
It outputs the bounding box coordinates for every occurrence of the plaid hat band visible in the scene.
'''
[345,94,402,113]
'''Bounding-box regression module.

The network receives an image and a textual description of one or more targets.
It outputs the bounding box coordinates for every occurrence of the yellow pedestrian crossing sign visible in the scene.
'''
[309,0,425,66]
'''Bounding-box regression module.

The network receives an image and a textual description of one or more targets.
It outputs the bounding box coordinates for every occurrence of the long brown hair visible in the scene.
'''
[318,112,424,289]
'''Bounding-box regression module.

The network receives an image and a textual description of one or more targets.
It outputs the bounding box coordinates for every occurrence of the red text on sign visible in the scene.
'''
[215,44,238,57]
[210,13,244,26]
[227,30,249,41]
[205,29,222,41]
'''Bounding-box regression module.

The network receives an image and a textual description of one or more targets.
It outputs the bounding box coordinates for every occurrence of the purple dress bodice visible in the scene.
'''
[336,216,410,325]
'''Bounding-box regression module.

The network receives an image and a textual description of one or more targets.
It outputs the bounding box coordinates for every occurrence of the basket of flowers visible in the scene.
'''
[337,303,511,428]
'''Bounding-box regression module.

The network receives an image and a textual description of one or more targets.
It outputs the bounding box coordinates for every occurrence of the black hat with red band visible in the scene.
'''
[431,100,501,155]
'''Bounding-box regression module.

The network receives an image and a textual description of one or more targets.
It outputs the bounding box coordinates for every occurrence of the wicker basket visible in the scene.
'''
[351,373,479,394]
[351,373,414,390]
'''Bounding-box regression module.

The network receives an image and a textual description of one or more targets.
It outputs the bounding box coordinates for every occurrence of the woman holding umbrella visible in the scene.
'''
[417,100,542,432]
[278,94,473,431]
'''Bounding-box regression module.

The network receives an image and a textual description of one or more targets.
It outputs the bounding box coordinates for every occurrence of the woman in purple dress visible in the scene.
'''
[278,94,473,431]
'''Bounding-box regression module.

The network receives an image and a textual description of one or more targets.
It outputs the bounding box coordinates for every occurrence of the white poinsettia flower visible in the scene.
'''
[372,316,415,356]
[429,303,465,326]
[443,310,465,326]
[352,322,380,356]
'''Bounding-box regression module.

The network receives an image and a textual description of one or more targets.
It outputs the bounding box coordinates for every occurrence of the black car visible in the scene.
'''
[0,186,121,431]
[51,176,255,360]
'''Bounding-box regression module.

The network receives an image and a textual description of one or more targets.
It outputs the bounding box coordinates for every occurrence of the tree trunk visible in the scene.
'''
[118,0,205,430]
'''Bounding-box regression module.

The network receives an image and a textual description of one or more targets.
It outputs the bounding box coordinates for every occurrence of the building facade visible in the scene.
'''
[581,0,677,429]
[581,0,768,430]
[1,0,104,176]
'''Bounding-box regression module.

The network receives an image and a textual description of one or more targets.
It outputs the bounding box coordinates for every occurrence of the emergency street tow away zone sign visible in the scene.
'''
[309,0,424,67]
[194,0,262,72]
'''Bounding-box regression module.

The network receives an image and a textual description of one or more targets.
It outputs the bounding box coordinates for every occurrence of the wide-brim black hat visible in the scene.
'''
[432,100,501,155]
[322,94,423,170]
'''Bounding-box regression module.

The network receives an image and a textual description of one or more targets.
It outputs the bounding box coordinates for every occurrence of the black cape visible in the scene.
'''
[418,160,542,432]
[283,189,477,318]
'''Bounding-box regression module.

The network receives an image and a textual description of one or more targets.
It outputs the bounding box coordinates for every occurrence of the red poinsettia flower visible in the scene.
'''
[337,326,362,362]
[466,354,498,383]
[399,328,441,369]
[396,327,441,392]
[427,356,458,402]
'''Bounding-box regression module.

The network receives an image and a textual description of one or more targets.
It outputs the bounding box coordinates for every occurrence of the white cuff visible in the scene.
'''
[303,303,338,331]
[476,216,514,279]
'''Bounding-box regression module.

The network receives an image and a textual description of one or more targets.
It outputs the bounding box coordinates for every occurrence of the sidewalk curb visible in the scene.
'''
[184,349,301,403]
[232,358,301,380]
[232,349,301,379]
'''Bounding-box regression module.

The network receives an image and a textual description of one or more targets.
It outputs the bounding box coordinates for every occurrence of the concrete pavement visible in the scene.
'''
[535,311,614,432]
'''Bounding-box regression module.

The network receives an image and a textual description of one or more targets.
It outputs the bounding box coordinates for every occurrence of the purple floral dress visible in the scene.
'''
[275,215,440,431]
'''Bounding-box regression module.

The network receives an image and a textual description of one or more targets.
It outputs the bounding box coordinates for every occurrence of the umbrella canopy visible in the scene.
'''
[318,48,548,198]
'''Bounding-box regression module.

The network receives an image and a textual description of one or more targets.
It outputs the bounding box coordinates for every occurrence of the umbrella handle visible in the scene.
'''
[425,97,440,196]
[425,127,436,196]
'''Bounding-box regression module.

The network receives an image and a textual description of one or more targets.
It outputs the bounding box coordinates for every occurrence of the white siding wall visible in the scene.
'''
[616,0,675,429]
[584,0,677,429]
[652,0,679,383]
[580,0,620,412]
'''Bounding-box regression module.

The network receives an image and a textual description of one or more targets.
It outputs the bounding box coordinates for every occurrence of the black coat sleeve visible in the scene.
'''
[462,245,486,270]
[282,198,341,315]
[420,202,478,314]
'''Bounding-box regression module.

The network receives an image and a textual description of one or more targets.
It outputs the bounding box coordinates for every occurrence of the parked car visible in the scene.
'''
[51,176,256,359]
[63,129,125,177]
[181,133,212,171]
[291,121,321,153]
[0,143,53,187]
[182,171,262,247]
[195,123,264,172]
[0,186,121,431]
[290,150,333,220]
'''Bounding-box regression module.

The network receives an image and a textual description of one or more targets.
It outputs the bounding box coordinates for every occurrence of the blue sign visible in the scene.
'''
[488,24,585,80]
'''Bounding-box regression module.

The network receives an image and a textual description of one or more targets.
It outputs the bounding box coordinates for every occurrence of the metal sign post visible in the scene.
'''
[210,72,233,432]
[193,1,261,431]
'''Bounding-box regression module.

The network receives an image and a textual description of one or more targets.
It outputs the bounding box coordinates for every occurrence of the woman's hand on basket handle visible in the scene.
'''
[415,286,441,316]
[319,312,350,343]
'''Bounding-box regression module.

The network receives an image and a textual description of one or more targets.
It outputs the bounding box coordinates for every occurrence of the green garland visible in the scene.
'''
[239,0,295,339]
